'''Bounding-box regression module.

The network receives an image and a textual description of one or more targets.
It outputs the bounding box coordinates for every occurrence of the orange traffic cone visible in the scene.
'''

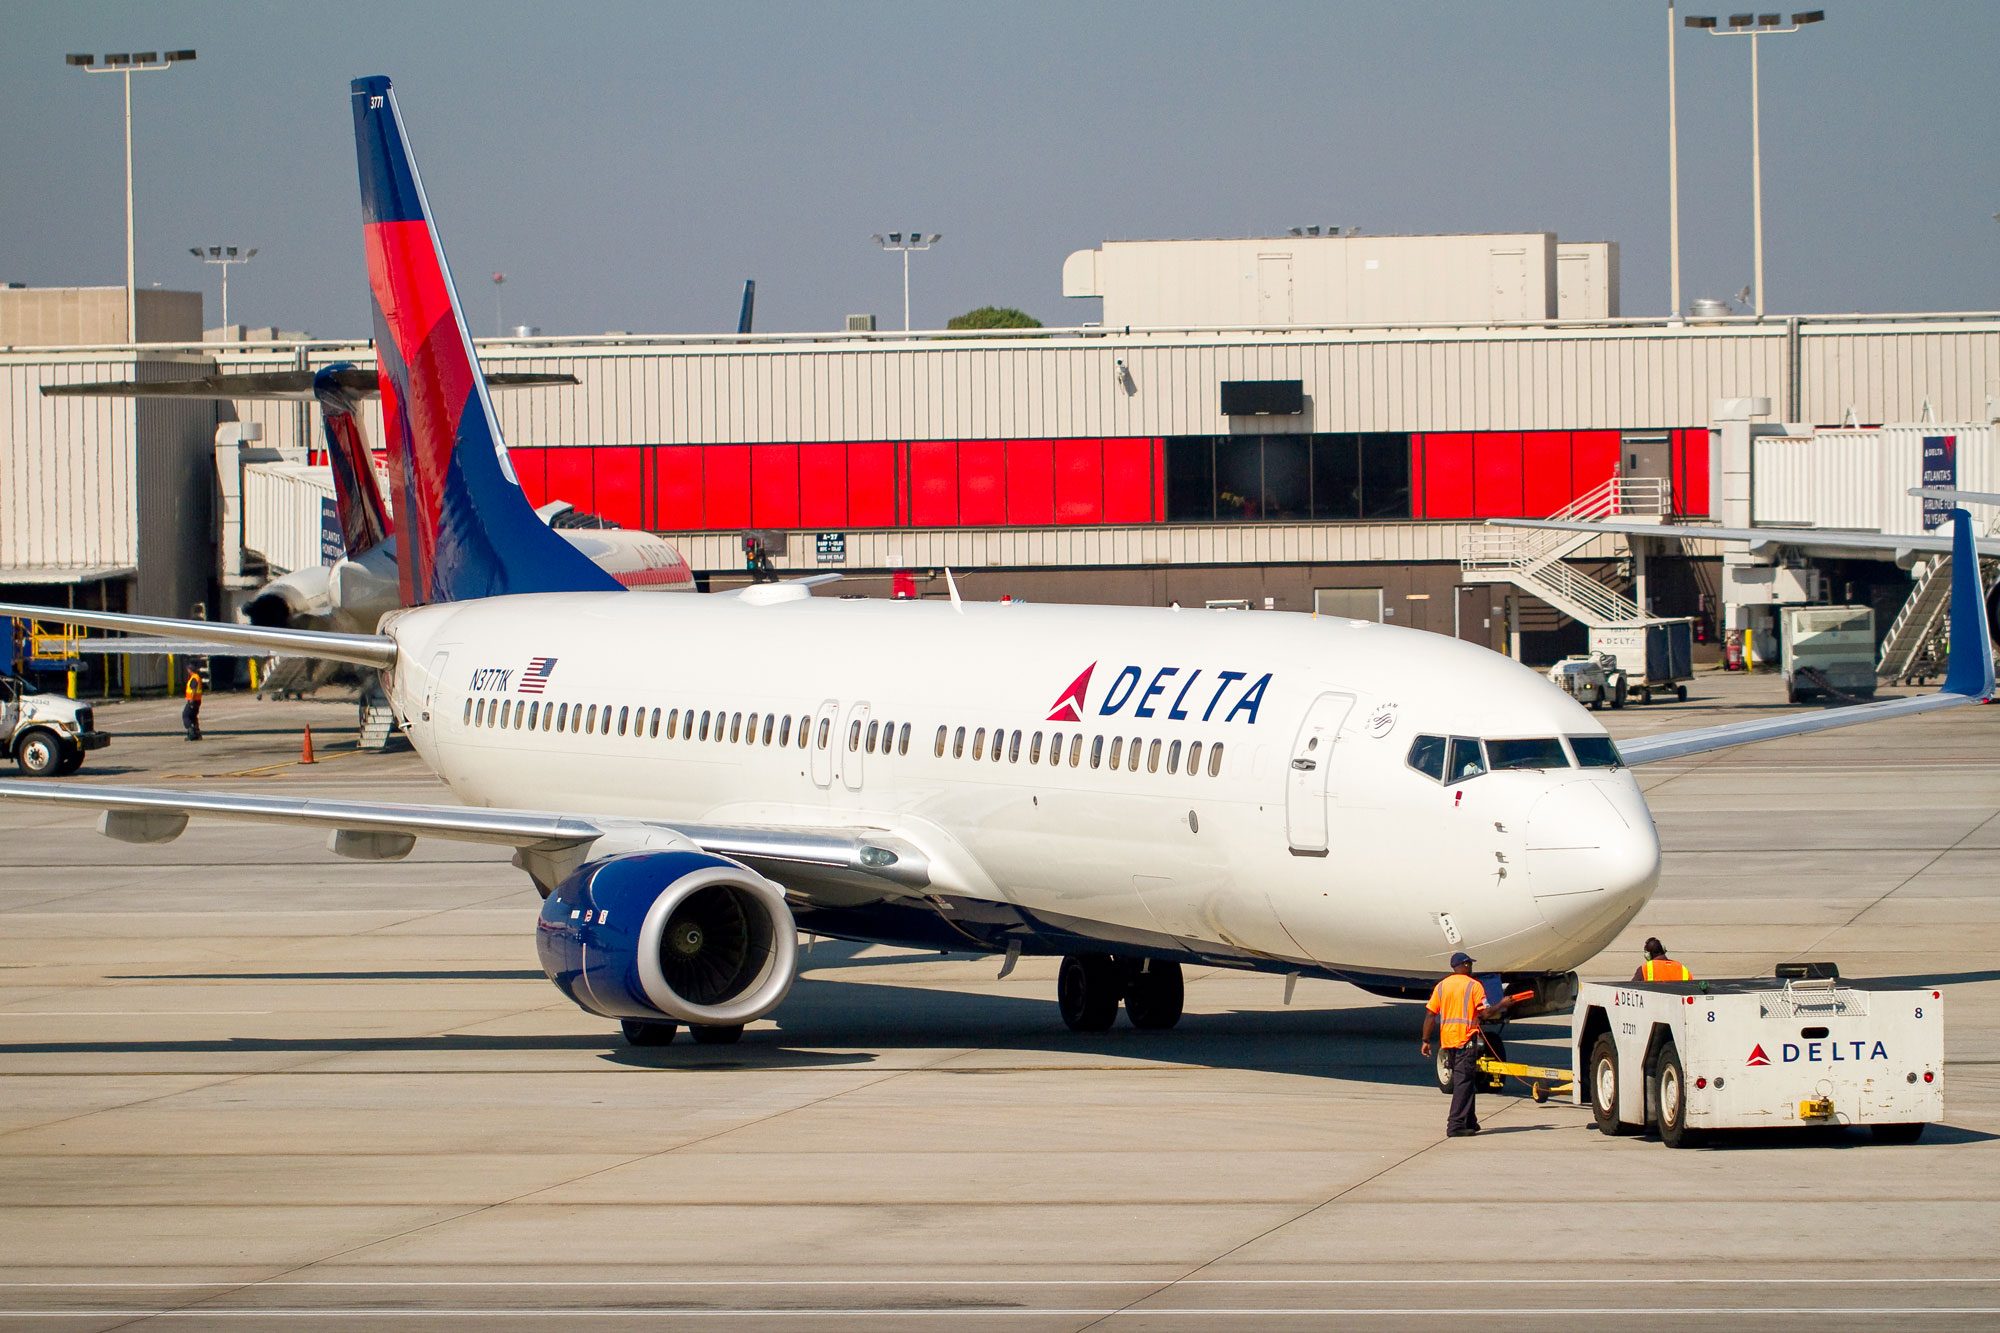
[300,725,316,765]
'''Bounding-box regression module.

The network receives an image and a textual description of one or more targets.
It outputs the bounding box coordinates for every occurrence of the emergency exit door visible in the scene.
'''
[1286,692,1355,855]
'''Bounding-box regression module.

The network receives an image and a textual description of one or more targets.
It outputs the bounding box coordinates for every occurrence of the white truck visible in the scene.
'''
[0,673,109,776]
[1571,967,1943,1147]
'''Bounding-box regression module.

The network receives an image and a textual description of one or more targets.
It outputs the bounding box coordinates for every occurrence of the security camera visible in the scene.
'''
[1114,357,1127,372]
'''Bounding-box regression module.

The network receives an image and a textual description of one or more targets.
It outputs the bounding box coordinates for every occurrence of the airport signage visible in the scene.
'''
[320,496,343,565]
[815,532,847,564]
[1921,435,1957,530]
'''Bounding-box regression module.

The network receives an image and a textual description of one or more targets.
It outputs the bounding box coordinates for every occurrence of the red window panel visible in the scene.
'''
[541,446,596,516]
[1674,428,1711,516]
[797,443,848,528]
[650,446,704,530]
[1102,437,1156,524]
[509,446,549,508]
[908,440,958,527]
[750,443,800,530]
[1418,433,1474,518]
[1055,438,1104,524]
[1571,430,1620,500]
[592,446,643,528]
[1521,431,1573,517]
[957,440,1007,526]
[704,445,752,531]
[847,442,898,527]
[1471,432,1525,518]
[1005,439,1055,525]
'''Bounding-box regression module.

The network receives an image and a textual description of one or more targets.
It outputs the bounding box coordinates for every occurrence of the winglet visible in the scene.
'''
[1943,507,1995,699]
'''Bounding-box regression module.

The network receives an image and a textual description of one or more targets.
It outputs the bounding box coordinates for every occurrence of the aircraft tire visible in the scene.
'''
[1058,953,1121,1032]
[620,1018,679,1047]
[690,1023,744,1046]
[1123,961,1184,1030]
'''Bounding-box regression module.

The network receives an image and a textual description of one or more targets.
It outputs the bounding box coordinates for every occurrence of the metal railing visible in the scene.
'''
[1459,476,1670,628]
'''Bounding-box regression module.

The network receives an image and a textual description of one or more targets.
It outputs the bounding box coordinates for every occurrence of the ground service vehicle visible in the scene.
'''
[1782,605,1878,702]
[0,674,108,777]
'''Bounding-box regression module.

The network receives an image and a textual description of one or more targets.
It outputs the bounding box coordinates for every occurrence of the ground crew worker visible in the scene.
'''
[1632,937,1692,983]
[182,669,204,742]
[1422,951,1494,1137]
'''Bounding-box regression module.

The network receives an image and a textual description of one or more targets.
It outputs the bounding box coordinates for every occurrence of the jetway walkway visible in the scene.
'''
[1460,477,1669,629]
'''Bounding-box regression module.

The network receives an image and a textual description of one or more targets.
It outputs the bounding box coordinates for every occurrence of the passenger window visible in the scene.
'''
[1186,741,1202,774]
[1070,734,1084,767]
[1008,730,1022,763]
[698,710,711,741]
[898,722,910,755]
[504,700,516,728]
[650,708,661,738]
[1208,743,1225,777]
[973,728,986,761]
[665,709,678,739]
[1487,738,1570,771]
[848,719,861,752]
[1091,736,1104,769]
[527,701,539,729]
[463,699,473,726]
[586,704,598,733]
[756,714,769,745]
[1568,735,1623,768]
[866,720,879,752]
[729,713,742,743]
[935,725,948,758]
[1109,737,1123,769]
[1030,732,1043,764]
[617,706,629,737]
[1128,741,1142,771]
[555,702,567,730]
[816,717,831,748]
[746,712,759,743]
[1147,739,1162,773]
[953,726,966,758]
[1448,737,1486,782]
[602,706,614,735]
[1167,740,1181,773]
[1407,734,1447,782]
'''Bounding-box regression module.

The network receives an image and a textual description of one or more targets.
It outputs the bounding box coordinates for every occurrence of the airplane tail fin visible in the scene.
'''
[312,365,393,560]
[350,75,619,605]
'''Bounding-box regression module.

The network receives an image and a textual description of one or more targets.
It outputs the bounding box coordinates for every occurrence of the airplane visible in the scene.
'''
[0,74,1990,1055]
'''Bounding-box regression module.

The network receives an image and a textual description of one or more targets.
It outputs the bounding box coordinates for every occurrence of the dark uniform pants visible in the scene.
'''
[1447,1042,1481,1134]
[182,699,201,740]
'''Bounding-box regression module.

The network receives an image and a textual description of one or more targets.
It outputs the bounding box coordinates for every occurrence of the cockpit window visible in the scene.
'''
[1568,735,1624,768]
[1486,738,1571,771]
[1406,734,1446,781]
[1447,737,1486,782]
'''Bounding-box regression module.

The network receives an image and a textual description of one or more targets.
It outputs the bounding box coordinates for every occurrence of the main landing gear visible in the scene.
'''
[619,1019,745,1047]
[1057,954,1184,1032]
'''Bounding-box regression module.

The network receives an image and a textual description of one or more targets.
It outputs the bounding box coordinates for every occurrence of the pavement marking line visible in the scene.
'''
[5,1306,2000,1319]
[1792,804,2000,961]
[0,1011,275,1017]
[6,1278,1998,1288]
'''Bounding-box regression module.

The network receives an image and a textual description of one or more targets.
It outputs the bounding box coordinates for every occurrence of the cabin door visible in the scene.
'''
[1285,692,1355,856]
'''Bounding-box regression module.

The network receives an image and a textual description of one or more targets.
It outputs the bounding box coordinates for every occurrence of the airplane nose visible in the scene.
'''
[1524,779,1660,951]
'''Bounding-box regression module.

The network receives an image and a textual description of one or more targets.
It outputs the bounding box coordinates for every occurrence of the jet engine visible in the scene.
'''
[535,850,798,1028]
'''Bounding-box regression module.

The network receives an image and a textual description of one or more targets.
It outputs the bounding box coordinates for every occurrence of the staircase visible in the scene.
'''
[1876,552,2000,683]
[1460,477,1671,629]
[358,675,401,751]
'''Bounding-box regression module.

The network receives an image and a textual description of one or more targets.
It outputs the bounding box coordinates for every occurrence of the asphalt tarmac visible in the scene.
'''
[1,673,1996,1328]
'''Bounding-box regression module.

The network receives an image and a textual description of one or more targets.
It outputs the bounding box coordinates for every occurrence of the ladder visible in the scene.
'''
[1460,477,1671,629]
[358,675,401,751]
[1876,554,2000,683]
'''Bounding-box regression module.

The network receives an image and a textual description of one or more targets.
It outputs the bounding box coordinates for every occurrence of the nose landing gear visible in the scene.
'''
[1056,954,1185,1032]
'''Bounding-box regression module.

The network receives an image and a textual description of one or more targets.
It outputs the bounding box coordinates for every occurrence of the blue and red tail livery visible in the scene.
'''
[350,75,618,605]
[312,365,392,560]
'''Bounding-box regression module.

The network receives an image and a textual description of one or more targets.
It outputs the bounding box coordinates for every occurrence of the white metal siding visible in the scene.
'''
[243,463,337,575]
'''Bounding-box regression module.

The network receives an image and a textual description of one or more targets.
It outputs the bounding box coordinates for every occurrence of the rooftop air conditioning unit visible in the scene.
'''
[846,314,877,332]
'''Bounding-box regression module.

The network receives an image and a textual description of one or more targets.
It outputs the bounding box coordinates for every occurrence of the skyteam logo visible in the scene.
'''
[1047,662,1274,725]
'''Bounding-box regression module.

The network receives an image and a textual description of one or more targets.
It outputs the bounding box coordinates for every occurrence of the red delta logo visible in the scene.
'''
[1746,1044,1771,1067]
[1048,662,1275,725]
[1047,664,1095,722]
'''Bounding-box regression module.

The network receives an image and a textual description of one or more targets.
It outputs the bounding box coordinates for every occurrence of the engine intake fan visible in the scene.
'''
[536,849,797,1028]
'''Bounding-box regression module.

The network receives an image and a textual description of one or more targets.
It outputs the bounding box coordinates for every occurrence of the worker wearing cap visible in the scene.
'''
[1422,951,1489,1137]
[1632,937,1692,983]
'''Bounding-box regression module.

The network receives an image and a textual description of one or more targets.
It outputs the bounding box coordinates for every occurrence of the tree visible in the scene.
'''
[947,306,1042,330]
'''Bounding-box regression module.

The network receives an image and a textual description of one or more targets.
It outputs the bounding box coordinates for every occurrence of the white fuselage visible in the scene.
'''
[379,591,1659,981]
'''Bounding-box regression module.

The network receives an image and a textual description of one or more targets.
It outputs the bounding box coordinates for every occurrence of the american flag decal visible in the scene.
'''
[519,657,557,694]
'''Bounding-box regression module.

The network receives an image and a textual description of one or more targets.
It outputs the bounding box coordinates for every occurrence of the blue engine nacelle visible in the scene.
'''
[535,849,797,1027]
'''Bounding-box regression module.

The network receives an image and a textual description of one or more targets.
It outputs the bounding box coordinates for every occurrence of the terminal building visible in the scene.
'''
[3,233,1997,674]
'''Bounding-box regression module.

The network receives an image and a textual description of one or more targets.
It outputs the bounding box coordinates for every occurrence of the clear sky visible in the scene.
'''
[4,1,1995,339]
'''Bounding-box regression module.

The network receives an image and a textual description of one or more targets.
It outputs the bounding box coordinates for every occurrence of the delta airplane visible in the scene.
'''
[0,76,1990,1052]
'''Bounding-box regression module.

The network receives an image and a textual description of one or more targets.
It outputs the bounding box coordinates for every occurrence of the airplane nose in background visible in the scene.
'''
[1524,779,1660,949]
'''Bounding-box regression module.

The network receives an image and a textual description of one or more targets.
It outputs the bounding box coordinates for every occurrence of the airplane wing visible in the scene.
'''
[0,602,395,669]
[1617,507,1994,766]
[41,369,576,402]
[1489,516,1979,563]
[0,779,933,904]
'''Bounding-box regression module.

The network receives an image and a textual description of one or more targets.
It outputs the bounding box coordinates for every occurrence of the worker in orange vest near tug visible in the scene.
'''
[1633,937,1692,983]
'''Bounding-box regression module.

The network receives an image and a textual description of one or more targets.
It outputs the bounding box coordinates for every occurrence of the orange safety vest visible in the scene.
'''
[1426,972,1485,1049]
[185,674,203,702]
[1642,957,1692,982]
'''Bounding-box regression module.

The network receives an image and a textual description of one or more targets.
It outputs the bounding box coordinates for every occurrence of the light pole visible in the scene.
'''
[491,272,506,336]
[65,49,197,342]
[189,246,256,334]
[871,231,942,331]
[1684,11,1825,317]
[1667,1,1683,319]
